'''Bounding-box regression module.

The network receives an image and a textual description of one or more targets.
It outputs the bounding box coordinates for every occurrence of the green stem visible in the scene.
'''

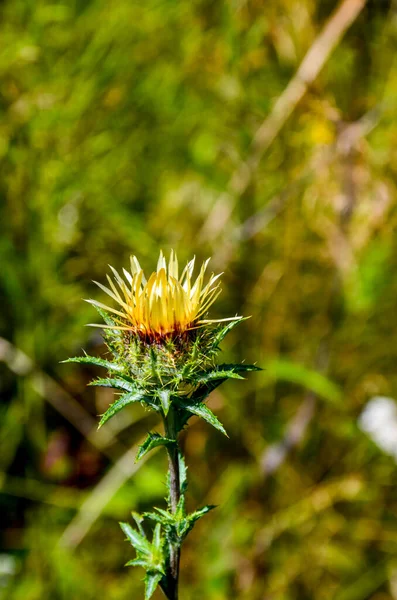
[164,409,181,600]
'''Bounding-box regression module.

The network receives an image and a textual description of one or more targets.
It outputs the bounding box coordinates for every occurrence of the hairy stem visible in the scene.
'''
[164,409,181,600]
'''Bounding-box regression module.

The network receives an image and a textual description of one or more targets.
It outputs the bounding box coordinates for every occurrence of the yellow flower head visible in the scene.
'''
[87,250,234,337]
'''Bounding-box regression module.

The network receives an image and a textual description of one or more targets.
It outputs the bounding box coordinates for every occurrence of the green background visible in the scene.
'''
[1,0,397,598]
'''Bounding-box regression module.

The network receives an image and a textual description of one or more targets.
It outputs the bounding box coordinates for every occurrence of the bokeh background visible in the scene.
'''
[1,0,397,598]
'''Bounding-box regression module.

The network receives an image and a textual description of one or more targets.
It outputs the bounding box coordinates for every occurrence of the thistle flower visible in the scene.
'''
[86,250,236,337]
[66,249,259,600]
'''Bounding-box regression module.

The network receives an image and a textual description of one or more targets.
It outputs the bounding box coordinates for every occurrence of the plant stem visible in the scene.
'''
[164,409,180,600]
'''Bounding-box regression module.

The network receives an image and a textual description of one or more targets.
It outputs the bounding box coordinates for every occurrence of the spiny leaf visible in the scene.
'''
[182,402,228,436]
[183,505,217,537]
[143,511,164,524]
[158,389,171,416]
[196,369,244,383]
[152,507,173,522]
[147,502,215,543]
[216,363,262,374]
[120,522,152,555]
[62,355,123,373]
[210,317,247,349]
[136,432,176,462]
[145,572,163,600]
[131,512,146,537]
[125,558,150,569]
[89,377,136,392]
[194,363,260,385]
[98,391,146,428]
[189,504,216,523]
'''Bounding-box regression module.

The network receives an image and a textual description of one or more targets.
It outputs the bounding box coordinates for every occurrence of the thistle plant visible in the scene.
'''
[65,250,259,599]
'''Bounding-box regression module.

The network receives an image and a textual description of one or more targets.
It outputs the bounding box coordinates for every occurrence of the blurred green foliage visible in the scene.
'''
[1,0,397,598]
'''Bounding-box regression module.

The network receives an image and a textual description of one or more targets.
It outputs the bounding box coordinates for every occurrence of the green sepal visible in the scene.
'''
[145,572,163,600]
[98,391,146,428]
[62,355,123,373]
[158,389,171,416]
[180,401,228,436]
[136,432,176,462]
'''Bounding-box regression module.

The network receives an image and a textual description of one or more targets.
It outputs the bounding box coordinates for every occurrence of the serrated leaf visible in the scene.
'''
[98,391,146,428]
[62,355,123,373]
[120,522,152,555]
[143,511,164,524]
[158,389,171,416]
[189,504,216,523]
[211,317,247,349]
[153,507,174,522]
[89,377,136,392]
[145,572,163,600]
[217,363,262,374]
[196,369,244,383]
[195,364,260,385]
[131,512,146,537]
[183,505,216,537]
[125,558,150,569]
[136,432,176,462]
[182,402,228,436]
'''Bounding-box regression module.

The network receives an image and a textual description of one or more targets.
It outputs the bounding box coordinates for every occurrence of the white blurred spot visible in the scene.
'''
[18,46,40,62]
[358,396,397,459]
[58,203,78,228]
[0,554,17,592]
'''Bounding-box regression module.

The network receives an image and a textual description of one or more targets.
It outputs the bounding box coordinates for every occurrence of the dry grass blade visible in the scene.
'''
[0,337,126,461]
[199,0,368,242]
[58,440,158,549]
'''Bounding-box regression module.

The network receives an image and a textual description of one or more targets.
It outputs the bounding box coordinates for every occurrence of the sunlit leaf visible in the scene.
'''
[136,432,176,461]
[98,391,146,427]
[62,355,123,373]
[182,402,227,436]
[145,572,163,600]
